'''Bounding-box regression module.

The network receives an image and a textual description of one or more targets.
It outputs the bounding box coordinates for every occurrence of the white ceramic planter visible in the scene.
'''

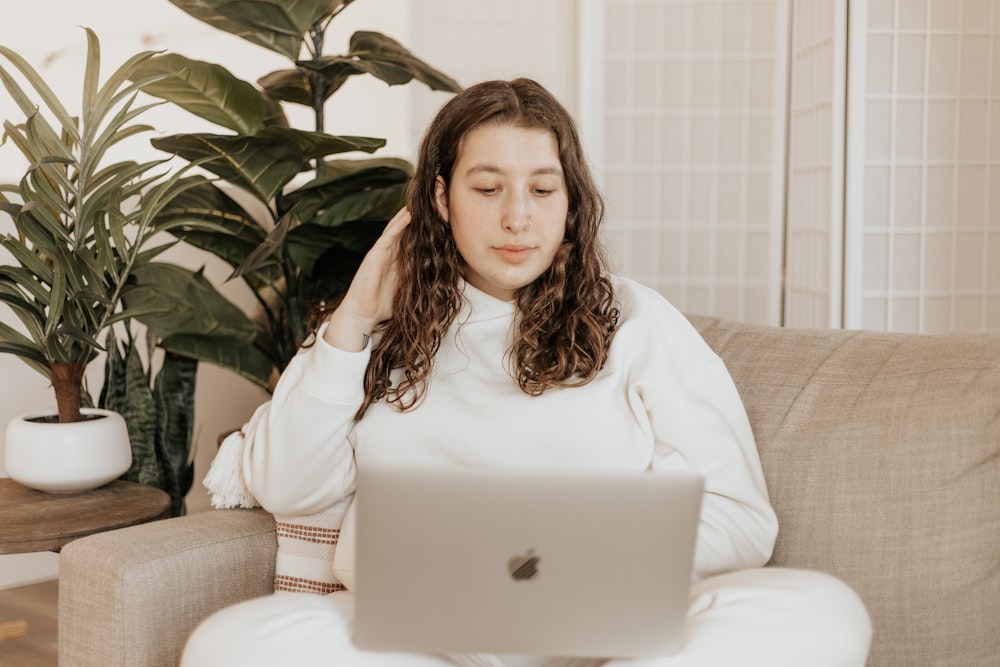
[4,408,132,493]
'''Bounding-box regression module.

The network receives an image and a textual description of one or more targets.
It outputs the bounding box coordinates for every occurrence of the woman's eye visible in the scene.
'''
[476,187,498,195]
[533,188,552,196]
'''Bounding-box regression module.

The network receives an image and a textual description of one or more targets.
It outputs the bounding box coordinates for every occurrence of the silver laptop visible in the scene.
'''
[353,465,704,659]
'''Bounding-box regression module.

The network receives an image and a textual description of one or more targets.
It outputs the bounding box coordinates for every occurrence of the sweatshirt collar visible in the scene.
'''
[460,280,517,322]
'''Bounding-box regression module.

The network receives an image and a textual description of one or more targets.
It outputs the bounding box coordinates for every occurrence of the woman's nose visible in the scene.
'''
[502,192,531,232]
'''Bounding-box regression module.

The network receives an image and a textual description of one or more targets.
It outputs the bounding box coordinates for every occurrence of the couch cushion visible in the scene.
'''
[688,315,1000,667]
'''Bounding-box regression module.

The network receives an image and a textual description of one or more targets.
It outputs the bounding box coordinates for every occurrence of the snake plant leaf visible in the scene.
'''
[152,350,198,516]
[257,126,384,161]
[130,53,267,135]
[157,332,274,389]
[100,329,196,517]
[116,334,166,490]
[167,0,335,61]
[151,132,305,203]
[305,31,462,96]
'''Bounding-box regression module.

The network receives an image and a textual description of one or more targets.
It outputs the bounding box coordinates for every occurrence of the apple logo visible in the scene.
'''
[507,549,540,581]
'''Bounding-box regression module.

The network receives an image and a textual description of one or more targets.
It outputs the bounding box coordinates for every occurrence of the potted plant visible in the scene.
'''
[0,29,245,509]
[122,0,461,389]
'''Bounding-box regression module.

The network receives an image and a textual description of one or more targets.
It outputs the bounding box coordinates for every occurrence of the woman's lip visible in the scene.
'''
[495,245,533,261]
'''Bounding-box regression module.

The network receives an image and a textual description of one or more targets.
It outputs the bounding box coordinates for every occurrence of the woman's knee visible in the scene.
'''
[689,567,872,666]
[755,568,872,663]
[180,592,353,667]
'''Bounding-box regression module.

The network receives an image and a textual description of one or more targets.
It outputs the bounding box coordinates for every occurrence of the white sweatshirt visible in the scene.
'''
[244,276,778,582]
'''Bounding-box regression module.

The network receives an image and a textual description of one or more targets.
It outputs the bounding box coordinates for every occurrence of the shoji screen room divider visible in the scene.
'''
[585,0,999,332]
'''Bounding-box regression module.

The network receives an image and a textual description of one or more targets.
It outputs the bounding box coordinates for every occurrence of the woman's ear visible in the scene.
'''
[434,175,449,223]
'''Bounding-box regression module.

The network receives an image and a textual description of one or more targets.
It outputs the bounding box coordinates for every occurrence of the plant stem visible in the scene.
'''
[50,362,86,423]
[309,19,328,177]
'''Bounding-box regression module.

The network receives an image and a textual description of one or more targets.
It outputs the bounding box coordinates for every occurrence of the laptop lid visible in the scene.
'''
[353,465,704,659]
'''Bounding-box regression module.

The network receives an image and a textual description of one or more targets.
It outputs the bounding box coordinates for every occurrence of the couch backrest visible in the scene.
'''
[688,315,1000,667]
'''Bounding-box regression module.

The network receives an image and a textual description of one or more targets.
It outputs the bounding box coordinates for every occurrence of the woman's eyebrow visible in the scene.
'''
[464,164,564,176]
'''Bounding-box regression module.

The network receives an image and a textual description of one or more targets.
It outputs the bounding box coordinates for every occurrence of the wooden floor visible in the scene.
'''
[0,579,57,667]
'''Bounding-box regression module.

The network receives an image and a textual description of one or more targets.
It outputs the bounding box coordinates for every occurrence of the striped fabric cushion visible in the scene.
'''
[272,499,352,594]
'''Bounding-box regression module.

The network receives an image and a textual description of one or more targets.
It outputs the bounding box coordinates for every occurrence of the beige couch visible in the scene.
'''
[58,315,1000,666]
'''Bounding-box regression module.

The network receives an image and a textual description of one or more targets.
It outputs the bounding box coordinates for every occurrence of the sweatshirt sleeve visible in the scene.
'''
[618,280,778,581]
[242,323,369,516]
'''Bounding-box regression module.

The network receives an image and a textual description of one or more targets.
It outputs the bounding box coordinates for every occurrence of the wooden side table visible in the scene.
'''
[0,477,171,649]
[0,477,171,554]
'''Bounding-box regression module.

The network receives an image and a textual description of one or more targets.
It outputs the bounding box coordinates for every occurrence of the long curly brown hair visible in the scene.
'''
[349,78,618,418]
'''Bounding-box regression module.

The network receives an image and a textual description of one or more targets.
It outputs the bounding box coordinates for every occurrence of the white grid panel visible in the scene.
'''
[847,0,1000,332]
[599,0,788,324]
[784,0,847,328]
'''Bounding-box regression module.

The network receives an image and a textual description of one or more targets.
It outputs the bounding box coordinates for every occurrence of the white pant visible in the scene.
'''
[181,568,871,667]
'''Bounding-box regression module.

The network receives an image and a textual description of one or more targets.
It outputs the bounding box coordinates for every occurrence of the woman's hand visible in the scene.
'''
[322,208,412,351]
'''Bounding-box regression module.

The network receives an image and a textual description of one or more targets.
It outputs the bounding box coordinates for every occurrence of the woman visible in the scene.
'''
[182,78,871,666]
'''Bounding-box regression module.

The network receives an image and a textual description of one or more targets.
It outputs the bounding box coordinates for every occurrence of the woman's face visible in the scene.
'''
[435,123,569,301]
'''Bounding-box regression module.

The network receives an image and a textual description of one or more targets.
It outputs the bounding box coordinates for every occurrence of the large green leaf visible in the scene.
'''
[306,31,462,96]
[122,263,258,341]
[307,243,366,300]
[168,0,335,61]
[258,126,384,161]
[285,164,409,224]
[285,218,386,277]
[131,54,267,134]
[257,67,313,107]
[151,133,305,202]
[158,332,274,388]
[147,177,273,274]
[232,211,295,279]
[322,156,413,179]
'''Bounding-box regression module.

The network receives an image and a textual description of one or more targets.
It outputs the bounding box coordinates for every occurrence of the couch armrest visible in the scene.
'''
[58,509,276,667]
